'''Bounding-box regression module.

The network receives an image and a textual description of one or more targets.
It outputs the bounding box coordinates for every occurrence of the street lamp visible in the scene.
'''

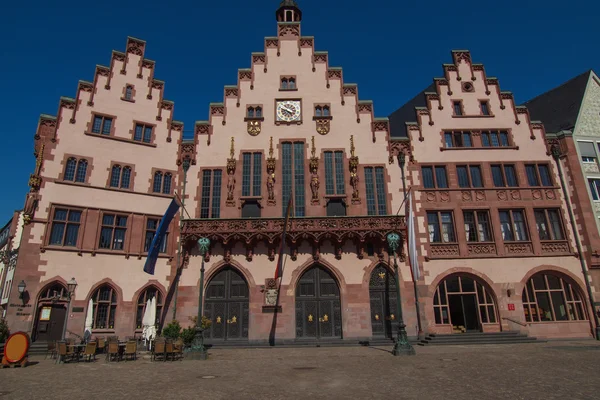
[61,277,77,343]
[386,232,415,356]
[17,280,26,300]
[397,152,406,199]
[191,237,210,360]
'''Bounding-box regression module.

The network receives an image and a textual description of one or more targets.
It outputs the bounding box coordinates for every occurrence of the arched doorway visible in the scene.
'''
[433,274,498,333]
[33,282,68,342]
[295,265,342,339]
[522,271,587,322]
[369,264,398,338]
[204,267,249,341]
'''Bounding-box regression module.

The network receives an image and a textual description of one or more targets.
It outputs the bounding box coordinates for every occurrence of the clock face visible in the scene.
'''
[276,100,301,122]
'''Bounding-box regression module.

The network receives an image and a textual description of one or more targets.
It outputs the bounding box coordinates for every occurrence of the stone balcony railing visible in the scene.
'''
[180,215,406,260]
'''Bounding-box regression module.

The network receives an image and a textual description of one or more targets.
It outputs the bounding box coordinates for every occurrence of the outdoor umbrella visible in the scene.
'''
[141,299,151,345]
[84,298,94,342]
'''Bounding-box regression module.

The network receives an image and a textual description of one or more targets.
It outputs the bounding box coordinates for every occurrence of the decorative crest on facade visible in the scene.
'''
[349,135,360,204]
[266,137,276,206]
[247,120,261,136]
[315,118,330,135]
[226,137,236,207]
[309,136,320,205]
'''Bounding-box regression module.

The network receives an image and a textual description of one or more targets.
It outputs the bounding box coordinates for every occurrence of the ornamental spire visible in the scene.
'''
[276,0,302,22]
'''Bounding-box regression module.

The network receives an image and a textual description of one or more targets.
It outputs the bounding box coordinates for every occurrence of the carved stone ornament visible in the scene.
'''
[265,289,279,306]
[226,137,236,207]
[316,118,330,135]
[266,137,276,206]
[349,135,360,204]
[247,120,261,136]
[309,136,320,205]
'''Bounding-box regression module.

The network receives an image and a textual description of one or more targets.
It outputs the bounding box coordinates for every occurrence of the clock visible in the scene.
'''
[276,100,301,122]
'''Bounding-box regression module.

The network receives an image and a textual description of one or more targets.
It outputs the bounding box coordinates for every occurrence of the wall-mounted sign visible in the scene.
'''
[40,307,51,321]
[508,303,515,311]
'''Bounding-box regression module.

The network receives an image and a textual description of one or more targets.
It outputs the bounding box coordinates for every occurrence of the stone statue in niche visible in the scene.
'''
[267,172,275,203]
[310,175,319,203]
[23,189,39,225]
[226,137,236,207]
[227,173,236,203]
[350,166,360,204]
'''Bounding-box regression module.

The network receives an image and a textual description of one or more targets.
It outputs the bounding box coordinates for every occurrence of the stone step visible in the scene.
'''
[417,338,542,346]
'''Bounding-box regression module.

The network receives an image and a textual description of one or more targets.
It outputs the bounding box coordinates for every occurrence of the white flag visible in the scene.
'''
[406,191,420,280]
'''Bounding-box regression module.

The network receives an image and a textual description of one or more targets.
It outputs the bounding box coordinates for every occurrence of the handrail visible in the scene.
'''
[67,330,83,339]
[502,317,527,327]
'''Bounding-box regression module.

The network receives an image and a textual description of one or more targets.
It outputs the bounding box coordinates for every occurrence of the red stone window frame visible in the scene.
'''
[149,168,176,196]
[314,104,332,119]
[90,284,118,330]
[97,211,130,252]
[479,100,492,116]
[245,104,264,121]
[106,162,135,190]
[45,205,85,248]
[463,210,494,243]
[456,164,484,188]
[142,216,170,254]
[130,121,156,144]
[498,208,530,242]
[280,75,297,91]
[451,100,464,116]
[121,84,136,103]
[323,150,346,197]
[491,163,519,187]
[198,168,224,219]
[426,210,457,244]
[434,275,498,326]
[522,272,587,323]
[58,153,93,185]
[421,165,449,189]
[135,286,164,330]
[84,113,157,148]
[88,113,116,136]
[443,130,473,148]
[525,163,554,188]
[481,130,512,148]
[533,208,566,242]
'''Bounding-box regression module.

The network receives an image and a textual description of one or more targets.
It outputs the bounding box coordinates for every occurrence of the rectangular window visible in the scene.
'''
[588,178,600,201]
[491,164,518,187]
[453,101,462,116]
[526,164,552,187]
[499,209,529,241]
[92,115,113,135]
[481,131,510,147]
[49,208,81,247]
[578,141,597,163]
[535,209,565,241]
[98,214,128,250]
[242,152,262,197]
[480,101,490,116]
[457,165,483,188]
[200,170,222,219]
[444,131,472,148]
[281,142,305,217]
[427,211,455,243]
[144,218,168,253]
[134,123,152,143]
[324,151,345,195]
[365,167,387,215]
[421,166,448,188]
[463,210,492,242]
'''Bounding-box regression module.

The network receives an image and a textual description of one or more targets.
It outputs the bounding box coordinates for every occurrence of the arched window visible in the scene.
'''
[75,159,88,183]
[522,272,587,322]
[153,171,163,193]
[315,106,322,117]
[323,106,330,116]
[39,283,67,301]
[288,78,296,89]
[163,173,172,194]
[121,166,131,189]
[110,165,121,188]
[64,158,77,181]
[281,78,288,90]
[91,284,118,329]
[247,107,255,118]
[125,85,133,100]
[255,106,262,118]
[135,286,164,329]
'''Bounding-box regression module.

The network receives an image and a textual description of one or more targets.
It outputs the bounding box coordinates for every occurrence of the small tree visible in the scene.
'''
[0,318,9,343]
[161,320,182,340]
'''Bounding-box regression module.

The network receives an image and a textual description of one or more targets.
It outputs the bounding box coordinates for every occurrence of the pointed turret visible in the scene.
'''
[276,0,302,22]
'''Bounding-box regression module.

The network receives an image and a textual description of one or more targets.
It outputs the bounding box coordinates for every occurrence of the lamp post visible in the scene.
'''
[60,277,78,342]
[386,232,415,356]
[17,280,26,302]
[191,237,210,360]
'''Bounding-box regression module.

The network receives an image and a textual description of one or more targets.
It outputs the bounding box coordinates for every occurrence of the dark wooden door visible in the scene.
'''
[204,267,249,341]
[34,305,66,342]
[295,266,342,339]
[369,265,398,338]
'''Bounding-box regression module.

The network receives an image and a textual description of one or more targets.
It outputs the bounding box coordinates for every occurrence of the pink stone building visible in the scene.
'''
[5,1,599,344]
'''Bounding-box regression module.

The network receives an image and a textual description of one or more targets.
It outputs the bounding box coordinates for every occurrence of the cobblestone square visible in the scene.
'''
[2,341,600,400]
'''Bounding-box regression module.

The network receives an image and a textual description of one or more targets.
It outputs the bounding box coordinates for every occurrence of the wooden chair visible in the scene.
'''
[96,337,106,354]
[165,340,175,362]
[45,341,57,360]
[124,341,137,361]
[106,340,120,362]
[57,341,75,363]
[152,339,166,362]
[172,339,184,361]
[83,342,97,362]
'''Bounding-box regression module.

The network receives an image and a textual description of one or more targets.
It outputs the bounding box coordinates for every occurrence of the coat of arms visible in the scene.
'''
[247,120,261,136]
[316,119,330,135]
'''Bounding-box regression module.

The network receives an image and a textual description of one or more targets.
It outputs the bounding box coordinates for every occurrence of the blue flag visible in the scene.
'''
[143,199,180,275]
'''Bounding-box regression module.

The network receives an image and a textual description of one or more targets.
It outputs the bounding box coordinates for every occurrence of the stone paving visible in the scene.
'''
[1,341,600,399]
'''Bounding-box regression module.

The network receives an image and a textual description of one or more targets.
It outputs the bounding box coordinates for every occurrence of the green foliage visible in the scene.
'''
[189,315,212,330]
[161,320,182,340]
[0,318,9,343]
[180,326,196,346]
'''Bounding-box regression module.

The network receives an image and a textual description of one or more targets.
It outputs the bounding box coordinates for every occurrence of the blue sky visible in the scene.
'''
[0,0,598,219]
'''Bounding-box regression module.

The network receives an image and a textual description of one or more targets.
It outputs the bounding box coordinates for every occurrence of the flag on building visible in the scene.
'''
[406,191,421,281]
[143,198,180,275]
[274,196,293,280]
